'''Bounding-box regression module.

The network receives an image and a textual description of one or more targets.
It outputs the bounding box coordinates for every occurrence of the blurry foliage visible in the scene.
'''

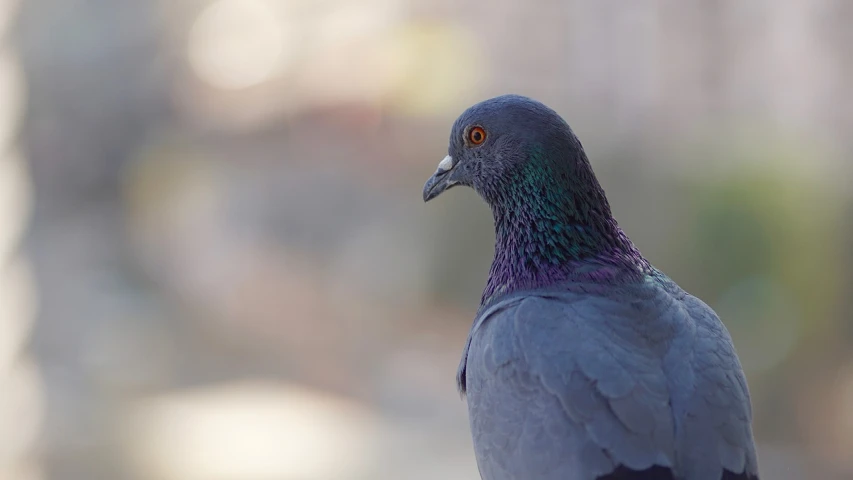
[669,139,848,442]
[682,142,844,342]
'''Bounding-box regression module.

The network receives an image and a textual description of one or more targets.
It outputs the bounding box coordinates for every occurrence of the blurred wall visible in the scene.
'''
[0,0,851,479]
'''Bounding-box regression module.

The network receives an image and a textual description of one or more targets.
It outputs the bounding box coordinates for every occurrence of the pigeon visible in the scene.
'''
[422,95,759,480]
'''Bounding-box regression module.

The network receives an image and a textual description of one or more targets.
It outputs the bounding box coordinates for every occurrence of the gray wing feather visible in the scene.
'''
[528,297,676,471]
[466,291,676,479]
[664,294,759,480]
[463,281,758,480]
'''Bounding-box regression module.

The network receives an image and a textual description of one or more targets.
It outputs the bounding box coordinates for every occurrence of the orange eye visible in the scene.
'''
[468,126,486,145]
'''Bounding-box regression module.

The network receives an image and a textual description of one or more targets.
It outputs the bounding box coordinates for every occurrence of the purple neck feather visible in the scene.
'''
[479,166,650,305]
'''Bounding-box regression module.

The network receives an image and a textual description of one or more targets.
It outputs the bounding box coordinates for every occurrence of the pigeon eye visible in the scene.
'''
[467,126,487,145]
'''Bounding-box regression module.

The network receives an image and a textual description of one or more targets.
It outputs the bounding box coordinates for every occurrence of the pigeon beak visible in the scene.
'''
[423,155,461,202]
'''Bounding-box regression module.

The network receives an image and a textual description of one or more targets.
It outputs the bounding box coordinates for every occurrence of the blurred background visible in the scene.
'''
[0,0,851,479]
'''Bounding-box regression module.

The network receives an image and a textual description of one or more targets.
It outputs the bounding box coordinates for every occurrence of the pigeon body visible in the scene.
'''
[423,95,759,480]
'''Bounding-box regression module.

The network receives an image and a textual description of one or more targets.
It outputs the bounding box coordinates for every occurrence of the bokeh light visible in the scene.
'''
[0,0,19,38]
[0,49,24,154]
[187,0,289,90]
[0,256,36,373]
[0,7,39,478]
[0,151,30,270]
[0,359,44,468]
[122,381,379,480]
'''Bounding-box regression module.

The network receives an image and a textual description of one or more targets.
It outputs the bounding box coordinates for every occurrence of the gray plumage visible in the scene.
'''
[423,95,759,480]
[460,279,758,480]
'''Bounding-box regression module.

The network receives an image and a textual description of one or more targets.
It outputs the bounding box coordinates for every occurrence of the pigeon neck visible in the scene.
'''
[481,161,648,304]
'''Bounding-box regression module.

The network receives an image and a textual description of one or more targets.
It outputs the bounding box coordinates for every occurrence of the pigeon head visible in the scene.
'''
[423,95,648,301]
[424,95,606,206]
[423,94,584,204]
[423,94,613,230]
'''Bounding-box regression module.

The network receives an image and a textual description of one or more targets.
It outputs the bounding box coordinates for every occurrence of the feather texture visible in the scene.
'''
[461,277,758,480]
[424,95,759,480]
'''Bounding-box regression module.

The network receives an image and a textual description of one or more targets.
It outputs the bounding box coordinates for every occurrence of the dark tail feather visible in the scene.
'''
[597,466,758,480]
[722,469,759,480]
[597,466,675,480]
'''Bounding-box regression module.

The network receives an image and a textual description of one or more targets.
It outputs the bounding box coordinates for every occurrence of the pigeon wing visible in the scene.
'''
[463,284,758,480]
[663,292,759,480]
[464,290,676,479]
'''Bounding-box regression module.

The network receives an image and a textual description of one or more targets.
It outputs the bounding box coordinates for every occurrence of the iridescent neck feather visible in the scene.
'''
[480,147,649,305]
